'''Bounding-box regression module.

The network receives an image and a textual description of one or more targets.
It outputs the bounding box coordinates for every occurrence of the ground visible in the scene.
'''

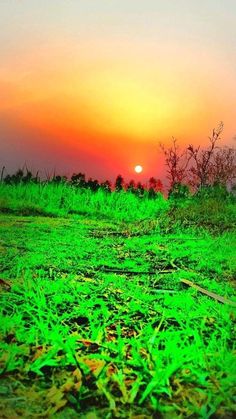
[0,213,236,418]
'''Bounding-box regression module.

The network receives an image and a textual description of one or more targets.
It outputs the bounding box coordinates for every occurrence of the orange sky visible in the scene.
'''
[0,1,236,182]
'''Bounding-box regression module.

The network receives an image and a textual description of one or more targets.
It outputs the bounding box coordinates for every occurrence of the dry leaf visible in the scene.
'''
[79,357,106,377]
[46,385,67,413]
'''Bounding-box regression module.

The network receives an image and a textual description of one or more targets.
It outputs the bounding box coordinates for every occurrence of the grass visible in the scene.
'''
[0,183,236,418]
[0,182,169,221]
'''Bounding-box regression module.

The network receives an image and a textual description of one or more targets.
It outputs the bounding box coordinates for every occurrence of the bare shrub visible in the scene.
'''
[187,122,224,189]
[160,138,190,189]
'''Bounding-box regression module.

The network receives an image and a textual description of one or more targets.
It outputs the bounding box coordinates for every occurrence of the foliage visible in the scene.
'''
[168,182,190,200]
[3,168,39,185]
[0,183,236,417]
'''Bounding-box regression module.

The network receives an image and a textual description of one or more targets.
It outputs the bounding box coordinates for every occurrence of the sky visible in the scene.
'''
[0,0,236,183]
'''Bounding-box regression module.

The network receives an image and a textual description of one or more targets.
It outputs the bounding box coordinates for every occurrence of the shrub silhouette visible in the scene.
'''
[161,122,236,195]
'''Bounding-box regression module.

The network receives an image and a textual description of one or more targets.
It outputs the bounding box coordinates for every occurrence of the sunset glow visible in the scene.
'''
[0,1,235,181]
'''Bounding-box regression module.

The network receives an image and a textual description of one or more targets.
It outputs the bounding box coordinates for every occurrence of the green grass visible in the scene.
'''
[0,183,236,418]
[0,182,169,222]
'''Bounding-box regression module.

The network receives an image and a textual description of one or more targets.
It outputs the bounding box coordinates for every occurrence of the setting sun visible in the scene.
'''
[134,165,143,173]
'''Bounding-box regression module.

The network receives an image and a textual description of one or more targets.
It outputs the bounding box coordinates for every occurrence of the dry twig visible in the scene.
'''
[180,278,236,307]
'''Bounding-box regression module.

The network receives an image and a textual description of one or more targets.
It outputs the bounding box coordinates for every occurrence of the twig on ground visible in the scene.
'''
[180,278,236,307]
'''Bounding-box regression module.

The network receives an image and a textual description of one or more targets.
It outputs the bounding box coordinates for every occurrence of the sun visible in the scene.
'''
[134,165,143,173]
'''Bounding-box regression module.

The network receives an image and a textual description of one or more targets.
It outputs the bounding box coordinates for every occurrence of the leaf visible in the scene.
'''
[31,344,51,361]
[46,386,67,414]
[73,368,83,391]
[81,358,106,378]
[97,378,116,411]
[106,363,118,377]
[129,378,142,403]
[0,278,11,290]
[139,378,159,404]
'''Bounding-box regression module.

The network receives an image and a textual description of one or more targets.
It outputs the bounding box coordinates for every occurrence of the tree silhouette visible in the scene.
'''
[3,169,24,184]
[126,180,136,193]
[148,177,164,198]
[135,181,145,197]
[100,180,112,193]
[115,175,124,192]
[71,172,86,188]
[87,178,100,192]
[22,170,33,183]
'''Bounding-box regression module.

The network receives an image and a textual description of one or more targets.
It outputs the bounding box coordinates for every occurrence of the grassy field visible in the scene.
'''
[0,183,236,418]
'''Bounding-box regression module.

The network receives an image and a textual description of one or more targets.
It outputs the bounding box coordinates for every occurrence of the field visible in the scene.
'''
[0,183,236,418]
